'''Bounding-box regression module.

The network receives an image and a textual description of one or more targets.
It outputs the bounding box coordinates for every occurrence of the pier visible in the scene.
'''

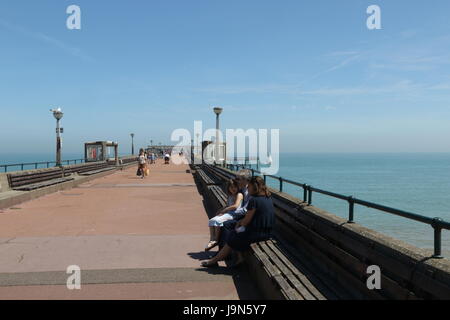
[1,154,450,300]
[0,156,259,299]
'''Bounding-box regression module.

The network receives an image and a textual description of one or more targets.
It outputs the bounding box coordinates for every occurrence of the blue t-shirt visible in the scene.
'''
[246,195,275,237]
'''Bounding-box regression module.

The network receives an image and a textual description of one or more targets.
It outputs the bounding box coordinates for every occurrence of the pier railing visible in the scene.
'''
[225,163,450,259]
[1,159,86,173]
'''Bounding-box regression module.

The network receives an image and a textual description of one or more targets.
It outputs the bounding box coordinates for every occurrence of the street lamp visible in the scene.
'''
[213,107,223,165]
[50,108,64,167]
[130,133,135,155]
[196,133,200,156]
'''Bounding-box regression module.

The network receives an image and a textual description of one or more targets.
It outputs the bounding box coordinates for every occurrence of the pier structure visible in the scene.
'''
[0,153,449,299]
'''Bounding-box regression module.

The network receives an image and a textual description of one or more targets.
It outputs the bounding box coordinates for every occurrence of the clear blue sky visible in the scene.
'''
[1,0,450,155]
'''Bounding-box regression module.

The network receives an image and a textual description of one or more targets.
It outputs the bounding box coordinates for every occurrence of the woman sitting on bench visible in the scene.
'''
[205,179,243,251]
[201,176,275,268]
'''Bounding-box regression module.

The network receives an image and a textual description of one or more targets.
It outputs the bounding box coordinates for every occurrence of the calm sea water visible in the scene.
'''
[2,152,450,256]
[255,153,450,257]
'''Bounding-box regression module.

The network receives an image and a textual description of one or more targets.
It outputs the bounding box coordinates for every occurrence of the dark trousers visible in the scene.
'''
[218,215,244,249]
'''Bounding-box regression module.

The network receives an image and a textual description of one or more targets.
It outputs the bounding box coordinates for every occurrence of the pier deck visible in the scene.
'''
[0,157,259,299]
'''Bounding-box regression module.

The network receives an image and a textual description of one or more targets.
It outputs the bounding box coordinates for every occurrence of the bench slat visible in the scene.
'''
[252,243,303,300]
[259,241,318,300]
[13,177,74,191]
[266,240,327,300]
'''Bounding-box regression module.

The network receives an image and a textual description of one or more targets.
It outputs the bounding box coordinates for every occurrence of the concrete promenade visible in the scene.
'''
[0,156,259,299]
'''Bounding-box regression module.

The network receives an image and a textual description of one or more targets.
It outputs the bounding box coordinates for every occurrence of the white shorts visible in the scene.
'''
[208,213,234,227]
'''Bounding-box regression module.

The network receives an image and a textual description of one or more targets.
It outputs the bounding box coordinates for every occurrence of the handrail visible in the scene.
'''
[0,159,86,173]
[223,163,450,259]
[1,156,138,173]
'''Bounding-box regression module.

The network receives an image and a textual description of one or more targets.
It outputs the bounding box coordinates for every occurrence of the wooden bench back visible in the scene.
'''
[8,168,64,189]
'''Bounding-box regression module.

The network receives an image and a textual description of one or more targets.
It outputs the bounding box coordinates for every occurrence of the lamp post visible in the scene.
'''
[196,133,200,156]
[130,133,135,155]
[213,107,223,165]
[50,108,64,167]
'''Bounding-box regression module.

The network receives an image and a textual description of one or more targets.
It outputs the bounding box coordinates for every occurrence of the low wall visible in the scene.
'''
[0,160,137,210]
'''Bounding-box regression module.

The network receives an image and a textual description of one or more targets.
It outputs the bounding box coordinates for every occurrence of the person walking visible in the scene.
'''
[138,149,147,179]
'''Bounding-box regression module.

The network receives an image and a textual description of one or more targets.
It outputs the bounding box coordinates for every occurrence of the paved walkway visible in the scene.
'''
[0,157,259,299]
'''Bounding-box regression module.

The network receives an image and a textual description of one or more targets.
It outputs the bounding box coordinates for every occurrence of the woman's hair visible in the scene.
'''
[226,179,240,195]
[248,176,271,197]
[236,169,252,182]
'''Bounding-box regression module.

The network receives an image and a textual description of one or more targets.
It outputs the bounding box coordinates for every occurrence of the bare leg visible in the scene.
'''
[208,245,232,263]
[209,226,216,241]
[215,227,222,243]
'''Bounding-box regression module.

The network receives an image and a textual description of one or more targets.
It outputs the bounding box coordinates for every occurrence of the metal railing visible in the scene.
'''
[0,159,86,173]
[224,163,450,259]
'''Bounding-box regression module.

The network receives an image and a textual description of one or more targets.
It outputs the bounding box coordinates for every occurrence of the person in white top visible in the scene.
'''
[138,149,147,179]
[205,179,243,251]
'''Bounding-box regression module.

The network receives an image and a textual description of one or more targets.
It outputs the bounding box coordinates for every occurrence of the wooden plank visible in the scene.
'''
[265,240,327,300]
[252,243,303,300]
[13,177,74,191]
[259,241,316,300]
[274,204,421,299]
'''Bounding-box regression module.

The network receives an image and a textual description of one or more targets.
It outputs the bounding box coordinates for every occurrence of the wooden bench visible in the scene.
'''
[197,164,341,300]
[208,185,228,209]
[203,164,236,181]
[67,162,115,176]
[8,168,74,191]
[246,239,335,300]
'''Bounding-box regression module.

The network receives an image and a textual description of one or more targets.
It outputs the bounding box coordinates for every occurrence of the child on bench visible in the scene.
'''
[205,179,243,251]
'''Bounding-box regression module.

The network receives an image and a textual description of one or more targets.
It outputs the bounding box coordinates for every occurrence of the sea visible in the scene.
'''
[1,152,450,256]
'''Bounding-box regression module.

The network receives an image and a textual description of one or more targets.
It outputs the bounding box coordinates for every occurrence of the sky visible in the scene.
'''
[1,0,450,156]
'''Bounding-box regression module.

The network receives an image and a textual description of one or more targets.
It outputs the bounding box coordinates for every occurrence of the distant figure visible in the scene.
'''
[150,153,156,164]
[164,153,170,165]
[138,149,147,179]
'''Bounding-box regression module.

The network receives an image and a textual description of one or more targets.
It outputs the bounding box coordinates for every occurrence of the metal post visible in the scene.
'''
[303,185,308,202]
[263,175,267,184]
[432,218,443,259]
[308,186,312,205]
[348,196,355,224]
[56,118,62,167]
[279,178,283,192]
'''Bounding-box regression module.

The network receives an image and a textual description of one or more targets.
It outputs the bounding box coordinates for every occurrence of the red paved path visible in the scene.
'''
[0,157,259,299]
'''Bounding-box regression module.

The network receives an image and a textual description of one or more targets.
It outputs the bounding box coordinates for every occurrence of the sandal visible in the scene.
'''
[201,261,219,268]
[205,241,218,251]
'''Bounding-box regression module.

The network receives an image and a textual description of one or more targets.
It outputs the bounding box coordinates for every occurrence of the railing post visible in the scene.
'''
[21,164,24,171]
[263,175,267,184]
[347,196,355,224]
[307,186,312,205]
[303,185,308,202]
[251,169,255,177]
[432,218,443,259]
[279,178,283,192]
